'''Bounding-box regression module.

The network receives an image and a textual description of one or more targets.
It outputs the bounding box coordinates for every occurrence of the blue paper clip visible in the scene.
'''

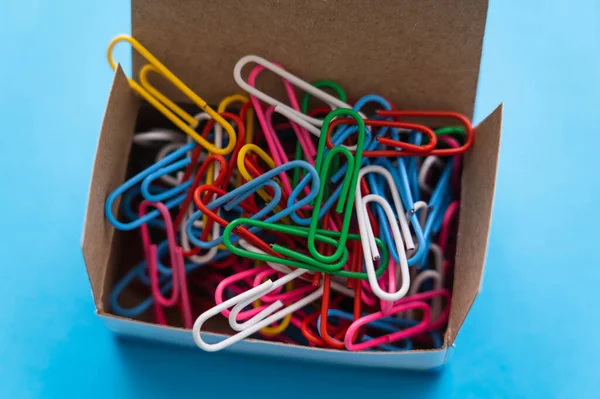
[364,157,426,267]
[288,95,391,226]
[110,242,231,318]
[328,94,396,182]
[380,316,443,349]
[288,105,373,226]
[105,141,196,230]
[317,309,443,351]
[186,160,320,249]
[416,158,454,267]
[120,184,202,237]
[317,309,411,351]
[185,179,283,249]
[406,133,423,202]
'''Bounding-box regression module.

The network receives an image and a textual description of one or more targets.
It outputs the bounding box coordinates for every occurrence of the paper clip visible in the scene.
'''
[398,289,452,332]
[109,242,231,318]
[227,268,314,331]
[250,268,315,304]
[138,113,220,205]
[324,117,438,157]
[187,183,282,253]
[225,266,298,337]
[306,109,365,264]
[372,157,430,267]
[315,273,362,349]
[133,128,184,147]
[224,219,389,279]
[296,79,347,174]
[246,63,317,194]
[185,160,319,249]
[325,309,445,351]
[154,142,201,187]
[237,144,286,205]
[209,95,252,184]
[213,266,277,322]
[139,201,192,328]
[226,219,349,272]
[107,35,236,154]
[172,154,228,229]
[175,155,230,264]
[105,141,196,230]
[193,268,323,352]
[357,165,415,257]
[344,301,431,351]
[174,111,246,233]
[418,156,443,195]
[356,193,411,302]
[377,110,473,156]
[381,318,443,350]
[234,55,356,133]
[300,80,347,118]
[410,270,444,320]
[321,309,413,351]
[417,159,454,266]
[439,200,460,274]
[437,136,464,193]
[240,240,357,298]
[327,94,394,169]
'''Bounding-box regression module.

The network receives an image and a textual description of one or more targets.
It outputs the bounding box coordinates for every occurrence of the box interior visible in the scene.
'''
[82,0,501,354]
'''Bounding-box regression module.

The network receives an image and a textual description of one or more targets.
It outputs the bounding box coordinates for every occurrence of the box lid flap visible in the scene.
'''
[446,104,502,343]
[82,65,139,311]
[130,0,488,118]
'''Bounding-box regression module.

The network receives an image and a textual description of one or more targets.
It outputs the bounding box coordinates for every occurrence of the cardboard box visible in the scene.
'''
[82,0,502,370]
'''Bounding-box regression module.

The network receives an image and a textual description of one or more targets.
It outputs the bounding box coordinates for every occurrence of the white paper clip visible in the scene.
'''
[234,55,361,138]
[355,165,417,302]
[192,268,323,352]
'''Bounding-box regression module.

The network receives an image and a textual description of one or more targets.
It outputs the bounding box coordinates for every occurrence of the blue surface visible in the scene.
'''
[1,0,599,397]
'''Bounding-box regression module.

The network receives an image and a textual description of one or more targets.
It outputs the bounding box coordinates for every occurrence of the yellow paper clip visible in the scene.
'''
[208,94,254,186]
[107,35,236,155]
[237,144,278,204]
[237,144,291,223]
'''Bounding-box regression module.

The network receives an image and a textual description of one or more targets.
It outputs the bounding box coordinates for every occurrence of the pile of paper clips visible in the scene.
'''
[106,35,472,352]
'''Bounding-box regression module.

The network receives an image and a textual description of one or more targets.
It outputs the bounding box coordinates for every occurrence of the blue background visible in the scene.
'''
[1,1,599,398]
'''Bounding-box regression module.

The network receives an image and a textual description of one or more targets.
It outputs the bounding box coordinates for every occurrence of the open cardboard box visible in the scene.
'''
[82,0,502,370]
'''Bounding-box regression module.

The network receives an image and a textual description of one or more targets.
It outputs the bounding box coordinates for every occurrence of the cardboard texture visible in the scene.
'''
[446,104,503,343]
[82,65,139,311]
[81,0,501,369]
[131,0,488,119]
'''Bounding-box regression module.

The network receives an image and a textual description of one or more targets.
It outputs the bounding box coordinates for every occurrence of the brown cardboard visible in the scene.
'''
[82,0,500,364]
[82,65,139,311]
[446,104,503,343]
[131,0,488,119]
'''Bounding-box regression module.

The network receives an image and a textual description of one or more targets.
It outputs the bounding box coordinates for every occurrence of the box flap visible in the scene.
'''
[82,65,139,311]
[131,0,488,118]
[446,104,502,343]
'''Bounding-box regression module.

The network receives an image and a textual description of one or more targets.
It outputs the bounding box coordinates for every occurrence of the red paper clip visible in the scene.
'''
[325,117,437,157]
[193,184,283,257]
[376,110,474,156]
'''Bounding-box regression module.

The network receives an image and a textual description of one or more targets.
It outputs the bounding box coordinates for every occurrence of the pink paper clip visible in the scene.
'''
[344,301,431,351]
[246,63,318,196]
[439,200,460,274]
[344,289,452,351]
[139,200,193,329]
[397,289,452,331]
[251,267,317,303]
[213,266,272,321]
[438,136,464,193]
